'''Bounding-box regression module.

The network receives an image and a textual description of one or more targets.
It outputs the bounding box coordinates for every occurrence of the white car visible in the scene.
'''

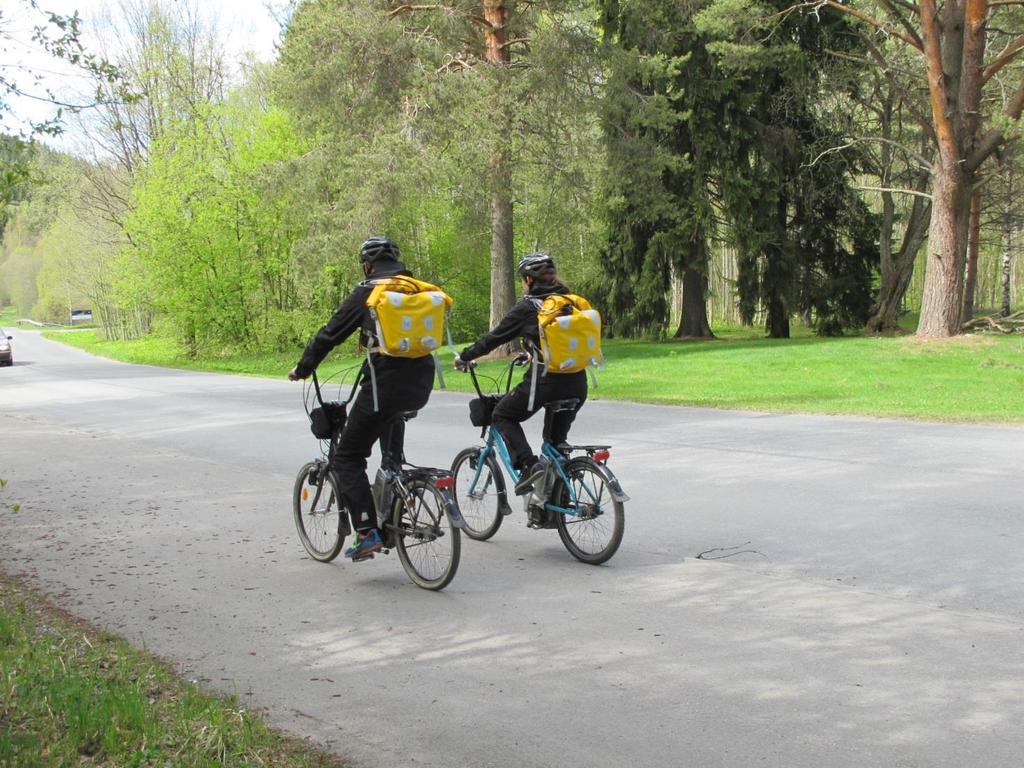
[0,329,13,366]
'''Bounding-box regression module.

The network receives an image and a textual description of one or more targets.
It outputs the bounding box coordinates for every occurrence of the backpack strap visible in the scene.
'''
[522,338,545,412]
[525,295,550,412]
[528,354,540,411]
[435,302,462,391]
[434,353,446,390]
[365,346,380,412]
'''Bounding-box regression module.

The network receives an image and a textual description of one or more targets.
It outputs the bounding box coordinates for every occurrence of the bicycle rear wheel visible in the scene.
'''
[451,447,505,541]
[393,479,461,590]
[553,457,624,565]
[293,461,347,562]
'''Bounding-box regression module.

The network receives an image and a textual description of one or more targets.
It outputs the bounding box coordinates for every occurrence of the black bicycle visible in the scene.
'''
[293,369,464,590]
[451,358,627,565]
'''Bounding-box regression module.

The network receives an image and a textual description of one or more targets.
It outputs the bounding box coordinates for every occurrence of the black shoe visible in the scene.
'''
[527,504,558,529]
[514,462,545,495]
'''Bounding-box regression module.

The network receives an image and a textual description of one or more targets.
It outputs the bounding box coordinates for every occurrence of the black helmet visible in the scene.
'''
[517,252,555,279]
[359,237,400,264]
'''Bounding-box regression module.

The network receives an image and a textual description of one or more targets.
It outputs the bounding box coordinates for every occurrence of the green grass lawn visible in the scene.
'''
[0,575,344,767]
[42,326,1024,422]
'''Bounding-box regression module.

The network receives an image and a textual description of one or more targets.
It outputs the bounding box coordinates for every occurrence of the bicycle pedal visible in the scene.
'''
[351,553,375,562]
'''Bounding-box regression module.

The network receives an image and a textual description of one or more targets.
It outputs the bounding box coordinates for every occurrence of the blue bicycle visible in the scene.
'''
[451,358,627,565]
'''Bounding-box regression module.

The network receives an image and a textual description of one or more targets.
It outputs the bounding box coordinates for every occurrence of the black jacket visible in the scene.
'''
[459,281,569,362]
[294,260,434,386]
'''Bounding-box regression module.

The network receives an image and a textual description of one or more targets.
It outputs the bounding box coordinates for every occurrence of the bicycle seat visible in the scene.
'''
[397,410,418,422]
[545,398,580,413]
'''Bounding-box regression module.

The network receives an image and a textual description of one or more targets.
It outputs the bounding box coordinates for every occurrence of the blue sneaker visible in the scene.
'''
[344,529,383,559]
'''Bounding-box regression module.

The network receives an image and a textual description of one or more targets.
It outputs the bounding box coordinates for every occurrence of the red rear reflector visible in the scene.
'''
[435,476,454,490]
[593,450,610,463]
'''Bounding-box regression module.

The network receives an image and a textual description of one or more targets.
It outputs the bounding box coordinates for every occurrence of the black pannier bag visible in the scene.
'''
[469,394,502,427]
[310,401,347,439]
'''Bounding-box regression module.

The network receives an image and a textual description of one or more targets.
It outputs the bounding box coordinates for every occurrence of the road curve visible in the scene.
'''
[2,330,1023,767]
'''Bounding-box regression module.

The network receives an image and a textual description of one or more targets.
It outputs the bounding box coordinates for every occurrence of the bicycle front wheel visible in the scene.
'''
[554,457,624,565]
[393,479,461,590]
[451,447,505,541]
[293,461,346,562]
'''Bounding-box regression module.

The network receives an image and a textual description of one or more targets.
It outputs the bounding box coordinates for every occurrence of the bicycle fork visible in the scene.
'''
[467,441,515,517]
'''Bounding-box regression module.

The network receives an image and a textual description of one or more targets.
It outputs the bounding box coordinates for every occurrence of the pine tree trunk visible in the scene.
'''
[673,264,714,338]
[868,259,916,333]
[1001,151,1016,317]
[917,161,973,337]
[489,155,516,331]
[1002,217,1014,317]
[766,295,790,338]
[483,1,516,340]
[867,166,931,333]
[961,189,982,323]
[764,196,791,338]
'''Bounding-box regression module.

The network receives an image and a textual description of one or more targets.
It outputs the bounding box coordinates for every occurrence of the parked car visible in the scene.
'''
[0,329,13,366]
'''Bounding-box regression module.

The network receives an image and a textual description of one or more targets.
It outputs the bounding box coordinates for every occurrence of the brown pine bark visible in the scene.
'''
[918,161,974,336]
[915,0,984,336]
[489,156,516,332]
[482,1,517,333]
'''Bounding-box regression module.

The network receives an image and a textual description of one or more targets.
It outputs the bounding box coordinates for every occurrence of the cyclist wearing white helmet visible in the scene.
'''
[454,252,588,496]
[289,237,436,559]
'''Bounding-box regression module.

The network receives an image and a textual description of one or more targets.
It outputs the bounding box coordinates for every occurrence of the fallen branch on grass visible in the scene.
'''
[962,312,1024,334]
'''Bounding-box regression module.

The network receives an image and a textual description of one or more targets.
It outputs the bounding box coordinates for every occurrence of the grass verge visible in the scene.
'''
[0,573,346,768]
[41,327,1024,423]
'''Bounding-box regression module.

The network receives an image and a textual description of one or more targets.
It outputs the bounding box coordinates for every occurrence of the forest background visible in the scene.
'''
[3,0,1024,361]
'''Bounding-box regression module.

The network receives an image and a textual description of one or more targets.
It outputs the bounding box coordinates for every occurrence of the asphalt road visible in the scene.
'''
[2,330,1023,767]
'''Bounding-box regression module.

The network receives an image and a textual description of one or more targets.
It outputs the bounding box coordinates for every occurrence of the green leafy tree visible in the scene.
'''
[697,0,878,337]
[125,95,305,353]
[599,0,719,339]
[275,0,604,344]
[784,0,1024,336]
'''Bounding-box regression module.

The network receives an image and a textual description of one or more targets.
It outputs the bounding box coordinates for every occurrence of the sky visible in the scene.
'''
[2,0,284,152]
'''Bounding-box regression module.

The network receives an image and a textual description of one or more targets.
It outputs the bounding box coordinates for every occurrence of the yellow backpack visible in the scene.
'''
[536,294,603,374]
[365,276,453,358]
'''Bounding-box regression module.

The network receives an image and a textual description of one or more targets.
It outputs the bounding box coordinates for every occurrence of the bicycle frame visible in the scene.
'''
[466,424,631,519]
[463,360,628,520]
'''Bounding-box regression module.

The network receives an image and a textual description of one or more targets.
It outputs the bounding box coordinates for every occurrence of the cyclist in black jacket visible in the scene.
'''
[289,237,435,559]
[453,253,587,496]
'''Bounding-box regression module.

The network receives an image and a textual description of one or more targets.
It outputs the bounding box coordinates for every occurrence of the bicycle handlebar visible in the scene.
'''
[466,352,530,398]
[311,370,325,407]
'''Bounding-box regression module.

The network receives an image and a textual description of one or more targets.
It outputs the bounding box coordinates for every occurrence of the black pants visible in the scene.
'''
[332,363,433,532]
[492,369,587,472]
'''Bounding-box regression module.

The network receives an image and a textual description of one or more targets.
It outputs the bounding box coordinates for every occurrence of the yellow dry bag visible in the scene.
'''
[365,276,453,358]
[536,294,603,374]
